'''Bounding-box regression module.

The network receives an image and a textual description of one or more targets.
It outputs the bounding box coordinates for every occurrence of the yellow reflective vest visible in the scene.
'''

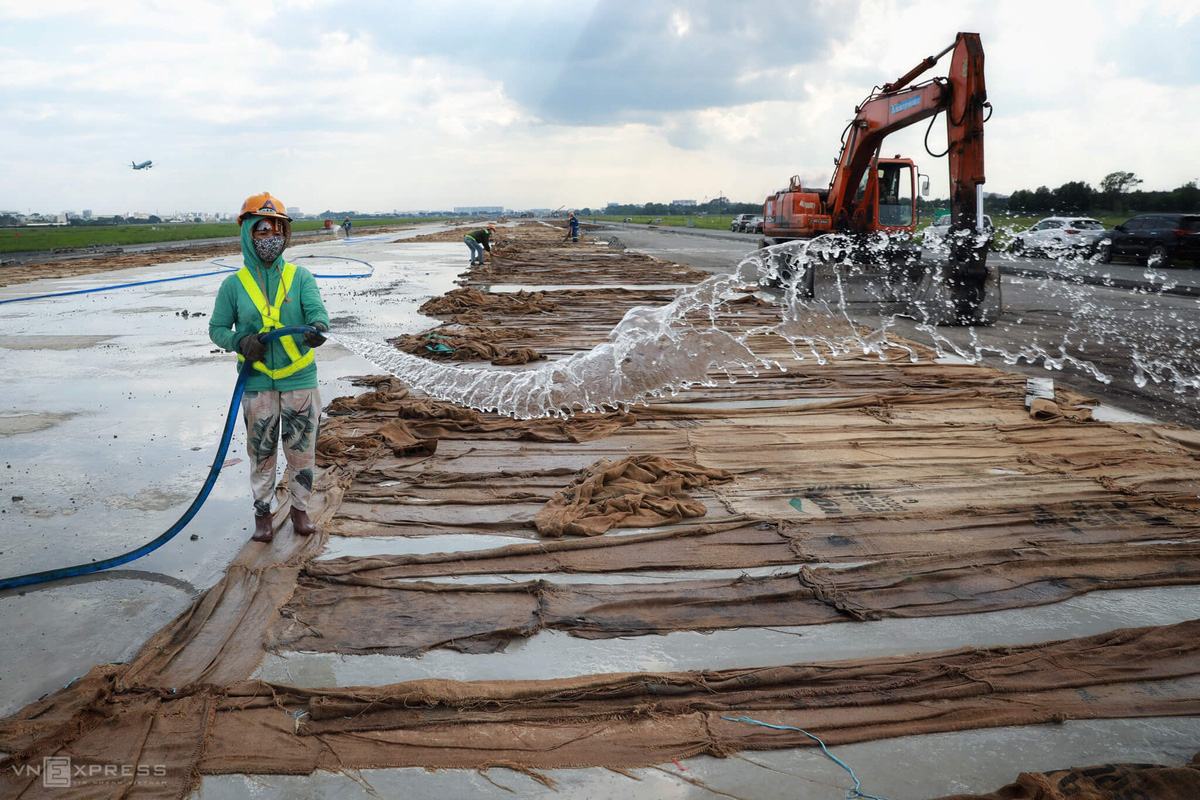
[209,261,329,392]
[234,263,313,380]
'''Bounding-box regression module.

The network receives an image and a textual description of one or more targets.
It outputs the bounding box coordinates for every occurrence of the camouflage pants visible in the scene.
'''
[240,387,321,516]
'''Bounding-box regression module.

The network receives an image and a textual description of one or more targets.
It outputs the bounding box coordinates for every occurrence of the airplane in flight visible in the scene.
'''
[130,160,153,170]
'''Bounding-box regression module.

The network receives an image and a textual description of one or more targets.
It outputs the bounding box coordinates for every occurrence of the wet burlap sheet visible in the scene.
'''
[316,389,637,469]
[307,495,1200,579]
[934,753,1200,800]
[273,542,1200,656]
[444,220,713,285]
[201,620,1200,775]
[534,454,733,537]
[388,326,544,365]
[315,376,1200,541]
[418,286,560,317]
[7,222,1200,795]
[8,621,1199,795]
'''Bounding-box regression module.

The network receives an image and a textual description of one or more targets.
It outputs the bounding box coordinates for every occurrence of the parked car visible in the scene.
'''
[731,213,755,232]
[1009,216,1106,256]
[921,214,993,249]
[1098,213,1200,268]
[747,216,764,234]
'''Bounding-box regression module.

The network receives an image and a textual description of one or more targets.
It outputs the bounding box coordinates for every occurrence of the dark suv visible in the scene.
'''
[1098,213,1200,268]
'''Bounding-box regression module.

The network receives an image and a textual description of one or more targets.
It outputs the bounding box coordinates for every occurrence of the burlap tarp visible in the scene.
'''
[207,620,1200,775]
[8,619,1196,795]
[934,753,1200,800]
[388,325,544,365]
[306,494,1200,579]
[533,454,733,536]
[271,541,1200,656]
[418,286,559,317]
[5,221,1200,797]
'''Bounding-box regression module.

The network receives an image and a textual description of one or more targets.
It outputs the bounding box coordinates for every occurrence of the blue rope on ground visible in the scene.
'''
[0,254,374,308]
[0,267,237,306]
[720,716,890,800]
[0,326,317,591]
[209,255,374,279]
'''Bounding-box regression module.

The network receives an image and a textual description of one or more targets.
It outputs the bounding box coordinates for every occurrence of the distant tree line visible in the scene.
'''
[606,171,1200,220]
[599,198,762,217]
[0,214,187,227]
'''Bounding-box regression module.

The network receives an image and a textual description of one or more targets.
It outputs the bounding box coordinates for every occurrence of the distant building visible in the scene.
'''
[82,209,92,219]
[670,200,697,207]
[454,206,504,215]
[286,206,301,217]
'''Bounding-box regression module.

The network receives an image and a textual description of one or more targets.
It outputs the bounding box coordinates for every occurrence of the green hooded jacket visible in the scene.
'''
[208,217,330,391]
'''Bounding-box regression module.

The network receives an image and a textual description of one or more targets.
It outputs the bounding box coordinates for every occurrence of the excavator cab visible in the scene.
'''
[852,159,916,229]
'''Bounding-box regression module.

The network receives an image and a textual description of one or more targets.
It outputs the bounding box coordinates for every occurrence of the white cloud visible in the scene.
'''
[0,0,1195,214]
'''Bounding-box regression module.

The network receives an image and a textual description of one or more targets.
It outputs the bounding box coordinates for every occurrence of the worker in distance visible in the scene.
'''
[464,224,497,266]
[209,192,330,543]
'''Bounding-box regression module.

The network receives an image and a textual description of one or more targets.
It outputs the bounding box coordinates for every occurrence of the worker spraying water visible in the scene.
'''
[0,192,331,589]
[209,192,330,543]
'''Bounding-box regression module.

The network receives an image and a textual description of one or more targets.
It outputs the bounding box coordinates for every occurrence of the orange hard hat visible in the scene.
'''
[238,191,291,225]
[487,224,496,232]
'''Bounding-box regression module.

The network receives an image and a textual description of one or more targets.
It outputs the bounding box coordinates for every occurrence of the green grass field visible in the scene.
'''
[5,213,1139,255]
[0,217,452,255]
[591,214,740,231]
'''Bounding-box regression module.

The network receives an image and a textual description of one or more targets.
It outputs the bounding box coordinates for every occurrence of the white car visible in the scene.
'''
[1010,217,1105,256]
[922,214,993,249]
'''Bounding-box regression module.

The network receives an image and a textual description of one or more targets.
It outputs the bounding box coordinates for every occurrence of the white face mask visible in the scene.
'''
[253,235,286,264]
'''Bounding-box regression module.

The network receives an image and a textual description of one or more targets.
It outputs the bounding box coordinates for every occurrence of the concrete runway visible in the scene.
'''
[3,224,1199,799]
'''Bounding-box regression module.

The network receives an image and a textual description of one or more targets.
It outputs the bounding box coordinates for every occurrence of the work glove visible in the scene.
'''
[303,321,329,348]
[238,333,267,363]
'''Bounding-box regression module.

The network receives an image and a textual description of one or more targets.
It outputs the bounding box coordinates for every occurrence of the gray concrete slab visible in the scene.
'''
[0,226,461,714]
[2,224,1197,799]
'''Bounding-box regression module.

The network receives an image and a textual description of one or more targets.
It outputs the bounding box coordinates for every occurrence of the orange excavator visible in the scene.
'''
[761,32,997,325]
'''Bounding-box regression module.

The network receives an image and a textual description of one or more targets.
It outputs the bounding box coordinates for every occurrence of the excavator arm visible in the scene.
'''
[830,33,987,228]
[827,33,994,323]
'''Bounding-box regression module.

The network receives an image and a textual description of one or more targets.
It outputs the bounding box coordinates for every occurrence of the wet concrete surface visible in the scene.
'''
[0,227,461,715]
[3,224,1199,798]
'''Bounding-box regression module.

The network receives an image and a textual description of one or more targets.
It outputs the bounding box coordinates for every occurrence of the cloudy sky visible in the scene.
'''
[2,0,1197,216]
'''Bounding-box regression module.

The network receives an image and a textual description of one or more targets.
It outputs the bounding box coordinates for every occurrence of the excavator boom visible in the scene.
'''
[762,32,997,325]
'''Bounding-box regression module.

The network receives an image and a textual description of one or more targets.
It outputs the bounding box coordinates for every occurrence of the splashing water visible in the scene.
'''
[335,230,1200,420]
[336,238,873,418]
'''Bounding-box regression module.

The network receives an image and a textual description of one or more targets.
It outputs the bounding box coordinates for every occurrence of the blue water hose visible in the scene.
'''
[0,267,239,306]
[0,325,317,592]
[0,255,372,307]
[209,255,374,279]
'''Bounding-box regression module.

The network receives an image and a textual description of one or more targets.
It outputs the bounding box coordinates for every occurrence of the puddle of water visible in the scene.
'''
[0,335,115,351]
[0,411,78,435]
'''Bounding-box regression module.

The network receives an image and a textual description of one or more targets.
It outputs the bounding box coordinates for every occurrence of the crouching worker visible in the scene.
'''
[209,192,330,543]
[464,224,497,266]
